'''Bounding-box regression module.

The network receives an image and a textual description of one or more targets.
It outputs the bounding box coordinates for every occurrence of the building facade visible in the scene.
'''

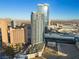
[0,20,9,48]
[10,28,25,47]
[0,19,30,48]
[37,3,49,26]
[31,12,44,44]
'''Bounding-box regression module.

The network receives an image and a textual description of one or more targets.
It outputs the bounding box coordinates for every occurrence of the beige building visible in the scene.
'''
[0,19,29,48]
[0,20,9,47]
[10,28,25,47]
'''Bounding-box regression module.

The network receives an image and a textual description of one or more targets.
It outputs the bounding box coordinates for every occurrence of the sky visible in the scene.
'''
[0,0,79,20]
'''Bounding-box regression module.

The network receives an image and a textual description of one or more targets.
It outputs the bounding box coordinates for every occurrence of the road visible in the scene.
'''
[0,49,9,59]
[43,43,79,59]
[57,43,79,59]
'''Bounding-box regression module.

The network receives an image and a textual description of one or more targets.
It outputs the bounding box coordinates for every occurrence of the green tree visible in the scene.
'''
[15,43,22,52]
[5,46,15,59]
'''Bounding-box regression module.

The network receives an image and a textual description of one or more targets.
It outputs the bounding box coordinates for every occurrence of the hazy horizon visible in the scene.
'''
[0,18,79,21]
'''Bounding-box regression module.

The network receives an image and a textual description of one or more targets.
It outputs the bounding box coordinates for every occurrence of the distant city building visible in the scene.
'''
[31,12,44,44]
[58,25,78,33]
[11,20,17,28]
[37,3,49,26]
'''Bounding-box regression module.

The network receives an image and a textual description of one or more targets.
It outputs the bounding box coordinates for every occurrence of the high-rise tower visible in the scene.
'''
[31,12,44,44]
[37,3,49,26]
[30,4,49,55]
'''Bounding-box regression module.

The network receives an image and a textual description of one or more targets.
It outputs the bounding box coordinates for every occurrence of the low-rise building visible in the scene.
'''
[58,25,78,33]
